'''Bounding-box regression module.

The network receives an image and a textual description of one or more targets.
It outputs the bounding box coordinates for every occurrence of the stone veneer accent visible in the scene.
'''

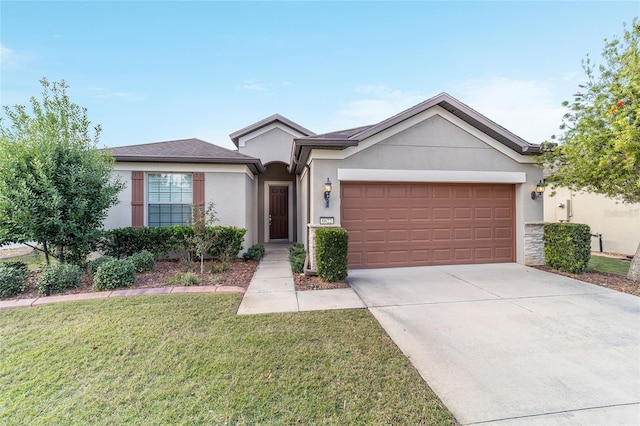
[524,222,545,266]
[306,224,340,273]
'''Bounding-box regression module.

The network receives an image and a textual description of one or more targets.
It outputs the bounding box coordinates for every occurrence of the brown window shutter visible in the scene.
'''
[131,171,144,227]
[193,172,205,210]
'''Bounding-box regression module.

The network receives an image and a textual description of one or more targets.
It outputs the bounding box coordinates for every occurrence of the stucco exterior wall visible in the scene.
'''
[307,113,543,265]
[544,188,640,255]
[103,170,132,230]
[297,168,309,247]
[105,163,256,252]
[244,173,258,250]
[238,127,298,165]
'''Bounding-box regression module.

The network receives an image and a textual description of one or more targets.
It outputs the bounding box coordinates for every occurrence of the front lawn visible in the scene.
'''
[0,294,456,425]
[588,254,631,275]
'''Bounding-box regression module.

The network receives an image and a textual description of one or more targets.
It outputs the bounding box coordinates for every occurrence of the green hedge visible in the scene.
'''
[543,223,591,273]
[98,225,246,260]
[315,228,348,282]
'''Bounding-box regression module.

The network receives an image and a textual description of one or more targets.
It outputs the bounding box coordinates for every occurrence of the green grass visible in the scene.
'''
[588,255,631,275]
[0,294,456,425]
[3,250,49,269]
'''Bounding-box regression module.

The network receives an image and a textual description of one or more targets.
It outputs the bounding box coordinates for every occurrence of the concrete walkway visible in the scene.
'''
[236,243,365,315]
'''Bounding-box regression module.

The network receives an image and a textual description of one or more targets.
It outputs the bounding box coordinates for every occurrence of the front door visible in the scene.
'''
[269,186,288,240]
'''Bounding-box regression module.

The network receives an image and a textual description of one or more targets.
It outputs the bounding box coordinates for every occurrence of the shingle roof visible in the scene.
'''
[106,138,265,174]
[290,92,541,173]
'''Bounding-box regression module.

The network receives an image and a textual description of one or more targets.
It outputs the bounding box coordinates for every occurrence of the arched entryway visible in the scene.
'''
[258,162,296,243]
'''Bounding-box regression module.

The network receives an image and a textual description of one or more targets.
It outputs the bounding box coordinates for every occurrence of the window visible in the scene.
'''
[147,173,193,227]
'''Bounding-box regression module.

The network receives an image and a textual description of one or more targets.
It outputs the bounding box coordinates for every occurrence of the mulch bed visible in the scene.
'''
[293,272,349,291]
[534,265,640,297]
[2,259,258,301]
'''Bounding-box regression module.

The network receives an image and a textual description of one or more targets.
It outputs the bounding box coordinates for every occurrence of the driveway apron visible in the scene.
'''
[348,263,640,425]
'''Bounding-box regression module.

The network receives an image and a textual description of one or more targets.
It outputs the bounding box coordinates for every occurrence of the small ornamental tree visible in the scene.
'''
[190,202,219,274]
[0,78,124,265]
[541,20,640,281]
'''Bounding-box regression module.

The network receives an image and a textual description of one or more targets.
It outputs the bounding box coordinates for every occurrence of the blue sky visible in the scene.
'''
[1,1,638,149]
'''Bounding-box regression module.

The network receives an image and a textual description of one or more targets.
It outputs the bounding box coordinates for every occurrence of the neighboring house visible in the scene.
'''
[104,92,544,270]
[544,189,640,256]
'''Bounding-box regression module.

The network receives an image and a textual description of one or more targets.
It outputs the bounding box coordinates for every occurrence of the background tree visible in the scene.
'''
[541,20,640,280]
[0,78,124,265]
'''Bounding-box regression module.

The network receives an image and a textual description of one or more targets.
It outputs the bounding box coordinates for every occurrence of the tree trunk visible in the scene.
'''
[627,242,640,281]
[43,241,51,266]
[56,244,64,264]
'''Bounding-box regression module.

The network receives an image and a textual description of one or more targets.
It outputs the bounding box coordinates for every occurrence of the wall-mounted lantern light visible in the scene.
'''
[324,178,332,208]
[531,180,545,200]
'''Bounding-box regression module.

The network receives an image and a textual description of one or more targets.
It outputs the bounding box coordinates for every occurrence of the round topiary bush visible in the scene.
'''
[128,250,156,273]
[0,263,27,297]
[37,263,83,295]
[87,255,116,275]
[93,259,136,291]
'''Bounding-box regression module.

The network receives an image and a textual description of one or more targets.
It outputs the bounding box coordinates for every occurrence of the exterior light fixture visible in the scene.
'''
[324,178,332,208]
[531,180,545,200]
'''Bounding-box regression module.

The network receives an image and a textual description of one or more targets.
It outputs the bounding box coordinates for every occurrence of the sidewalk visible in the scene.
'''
[237,243,364,315]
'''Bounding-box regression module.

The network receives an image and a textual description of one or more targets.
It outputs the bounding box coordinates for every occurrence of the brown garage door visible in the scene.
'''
[341,182,515,269]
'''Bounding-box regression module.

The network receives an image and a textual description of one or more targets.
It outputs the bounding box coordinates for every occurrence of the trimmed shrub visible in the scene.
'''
[315,228,348,282]
[99,225,247,261]
[37,263,83,295]
[87,255,116,275]
[128,250,156,273]
[208,227,247,260]
[93,259,136,291]
[289,244,306,273]
[0,263,27,297]
[544,223,591,273]
[167,271,200,286]
[243,244,265,261]
[98,226,176,259]
[2,260,28,274]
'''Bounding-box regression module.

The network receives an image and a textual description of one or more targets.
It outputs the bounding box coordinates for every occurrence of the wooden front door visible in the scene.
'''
[269,186,288,240]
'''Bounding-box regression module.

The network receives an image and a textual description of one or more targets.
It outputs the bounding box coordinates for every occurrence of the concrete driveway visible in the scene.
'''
[348,263,640,425]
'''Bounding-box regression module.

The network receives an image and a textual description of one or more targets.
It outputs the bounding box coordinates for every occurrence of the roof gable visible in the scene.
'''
[290,92,540,173]
[229,114,315,147]
[106,138,265,174]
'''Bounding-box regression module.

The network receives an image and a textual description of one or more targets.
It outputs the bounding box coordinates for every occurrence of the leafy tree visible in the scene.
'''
[541,20,640,280]
[0,78,124,265]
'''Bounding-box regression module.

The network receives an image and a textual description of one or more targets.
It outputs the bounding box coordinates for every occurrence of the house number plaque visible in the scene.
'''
[319,217,334,225]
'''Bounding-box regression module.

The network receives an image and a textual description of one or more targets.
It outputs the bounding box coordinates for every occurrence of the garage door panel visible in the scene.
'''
[475,227,493,239]
[454,228,473,240]
[341,183,515,268]
[433,208,452,220]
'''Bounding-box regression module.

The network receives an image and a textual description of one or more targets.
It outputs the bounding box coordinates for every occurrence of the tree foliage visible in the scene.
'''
[542,20,639,201]
[541,20,640,280]
[0,78,124,265]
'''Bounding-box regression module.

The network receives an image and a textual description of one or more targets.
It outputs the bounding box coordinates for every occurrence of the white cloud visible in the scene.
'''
[454,78,568,143]
[0,43,25,69]
[239,80,267,91]
[332,85,427,129]
[91,86,143,101]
